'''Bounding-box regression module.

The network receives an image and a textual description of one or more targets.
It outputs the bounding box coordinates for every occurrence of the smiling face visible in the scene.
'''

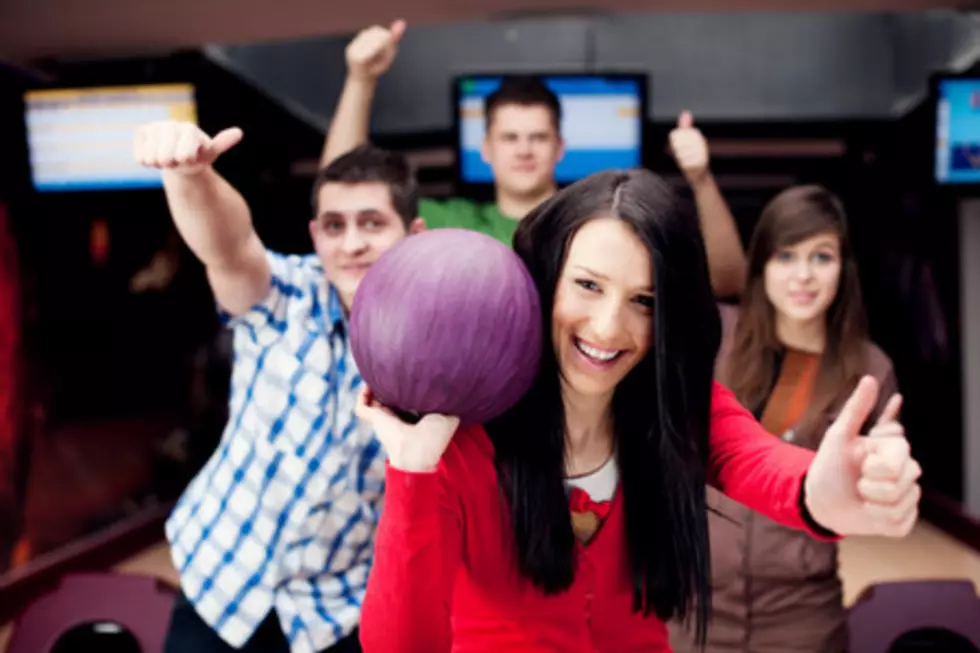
[310,181,424,310]
[763,230,842,328]
[551,217,655,402]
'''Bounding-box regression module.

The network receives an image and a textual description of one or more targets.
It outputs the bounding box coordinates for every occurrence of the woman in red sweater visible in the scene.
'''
[355,169,921,653]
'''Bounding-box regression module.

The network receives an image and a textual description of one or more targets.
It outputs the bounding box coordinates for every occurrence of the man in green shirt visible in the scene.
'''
[321,20,747,297]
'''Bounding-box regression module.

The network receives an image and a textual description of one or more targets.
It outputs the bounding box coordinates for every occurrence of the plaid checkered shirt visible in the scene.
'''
[165,250,384,653]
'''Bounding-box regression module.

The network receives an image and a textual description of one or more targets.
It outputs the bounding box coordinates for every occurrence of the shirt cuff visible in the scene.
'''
[798,473,842,541]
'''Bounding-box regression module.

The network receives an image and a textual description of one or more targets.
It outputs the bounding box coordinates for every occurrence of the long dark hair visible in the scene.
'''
[726,185,867,433]
[485,169,721,642]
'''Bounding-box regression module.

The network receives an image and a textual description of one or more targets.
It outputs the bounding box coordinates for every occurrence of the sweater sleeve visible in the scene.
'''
[706,381,837,540]
[359,464,463,653]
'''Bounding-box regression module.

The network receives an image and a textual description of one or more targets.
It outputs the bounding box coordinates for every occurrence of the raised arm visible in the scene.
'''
[320,21,406,167]
[670,111,747,298]
[135,121,269,317]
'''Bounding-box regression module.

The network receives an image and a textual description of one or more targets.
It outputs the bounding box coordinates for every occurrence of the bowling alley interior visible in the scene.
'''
[3,1,980,652]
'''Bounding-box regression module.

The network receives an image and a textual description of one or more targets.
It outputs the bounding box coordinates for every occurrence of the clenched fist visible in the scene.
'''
[346,20,406,81]
[134,121,243,176]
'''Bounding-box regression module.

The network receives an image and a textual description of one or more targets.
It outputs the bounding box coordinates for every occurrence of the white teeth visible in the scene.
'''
[575,340,620,362]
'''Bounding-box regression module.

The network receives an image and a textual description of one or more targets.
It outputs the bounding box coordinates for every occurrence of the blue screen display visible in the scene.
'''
[936,78,980,185]
[456,75,645,184]
[24,84,197,193]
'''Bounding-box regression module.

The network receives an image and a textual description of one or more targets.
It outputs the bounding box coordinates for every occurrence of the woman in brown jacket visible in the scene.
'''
[670,185,898,653]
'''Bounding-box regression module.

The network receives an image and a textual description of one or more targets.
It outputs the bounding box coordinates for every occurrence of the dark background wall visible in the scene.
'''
[208,11,978,134]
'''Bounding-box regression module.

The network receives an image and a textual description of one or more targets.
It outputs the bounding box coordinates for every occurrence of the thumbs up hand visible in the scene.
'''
[803,376,921,538]
[134,121,243,177]
[669,110,711,185]
[346,20,406,81]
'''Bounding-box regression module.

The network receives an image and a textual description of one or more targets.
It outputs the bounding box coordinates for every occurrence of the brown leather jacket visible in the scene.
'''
[669,304,898,653]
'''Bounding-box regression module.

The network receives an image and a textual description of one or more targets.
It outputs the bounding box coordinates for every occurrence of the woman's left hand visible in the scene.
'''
[803,376,922,538]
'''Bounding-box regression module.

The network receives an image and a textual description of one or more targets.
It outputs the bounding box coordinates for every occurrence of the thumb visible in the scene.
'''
[210,127,243,156]
[677,110,694,130]
[389,19,407,44]
[827,376,879,445]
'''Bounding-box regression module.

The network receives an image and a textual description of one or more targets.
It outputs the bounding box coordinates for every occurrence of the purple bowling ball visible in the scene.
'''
[350,228,542,426]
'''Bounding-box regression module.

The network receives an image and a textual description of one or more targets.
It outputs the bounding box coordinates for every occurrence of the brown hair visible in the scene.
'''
[311,144,418,226]
[484,75,562,133]
[726,185,867,433]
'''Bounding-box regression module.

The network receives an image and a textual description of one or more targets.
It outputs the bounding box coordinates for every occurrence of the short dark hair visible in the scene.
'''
[311,144,418,226]
[484,76,562,132]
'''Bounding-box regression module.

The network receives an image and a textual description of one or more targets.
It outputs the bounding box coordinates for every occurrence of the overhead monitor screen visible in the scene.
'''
[24,83,198,192]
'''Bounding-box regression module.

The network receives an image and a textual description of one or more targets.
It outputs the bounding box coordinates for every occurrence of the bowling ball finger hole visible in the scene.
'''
[391,408,423,424]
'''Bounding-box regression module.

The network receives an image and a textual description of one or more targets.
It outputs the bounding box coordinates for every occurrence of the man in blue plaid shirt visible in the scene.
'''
[135,120,425,653]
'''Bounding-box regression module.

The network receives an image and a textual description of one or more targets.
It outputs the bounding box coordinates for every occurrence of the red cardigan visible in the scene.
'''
[360,382,828,653]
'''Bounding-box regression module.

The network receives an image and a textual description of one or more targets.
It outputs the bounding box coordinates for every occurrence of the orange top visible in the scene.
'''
[759,350,820,437]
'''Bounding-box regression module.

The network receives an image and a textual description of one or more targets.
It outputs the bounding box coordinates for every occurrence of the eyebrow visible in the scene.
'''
[574,264,654,292]
[498,129,552,137]
[807,240,840,251]
[316,209,388,221]
[574,265,607,279]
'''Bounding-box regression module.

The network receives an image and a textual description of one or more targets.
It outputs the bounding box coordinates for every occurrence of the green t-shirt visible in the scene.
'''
[419,198,520,247]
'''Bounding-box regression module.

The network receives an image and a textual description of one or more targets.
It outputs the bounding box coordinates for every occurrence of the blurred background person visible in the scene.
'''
[670,185,898,653]
[320,20,747,298]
